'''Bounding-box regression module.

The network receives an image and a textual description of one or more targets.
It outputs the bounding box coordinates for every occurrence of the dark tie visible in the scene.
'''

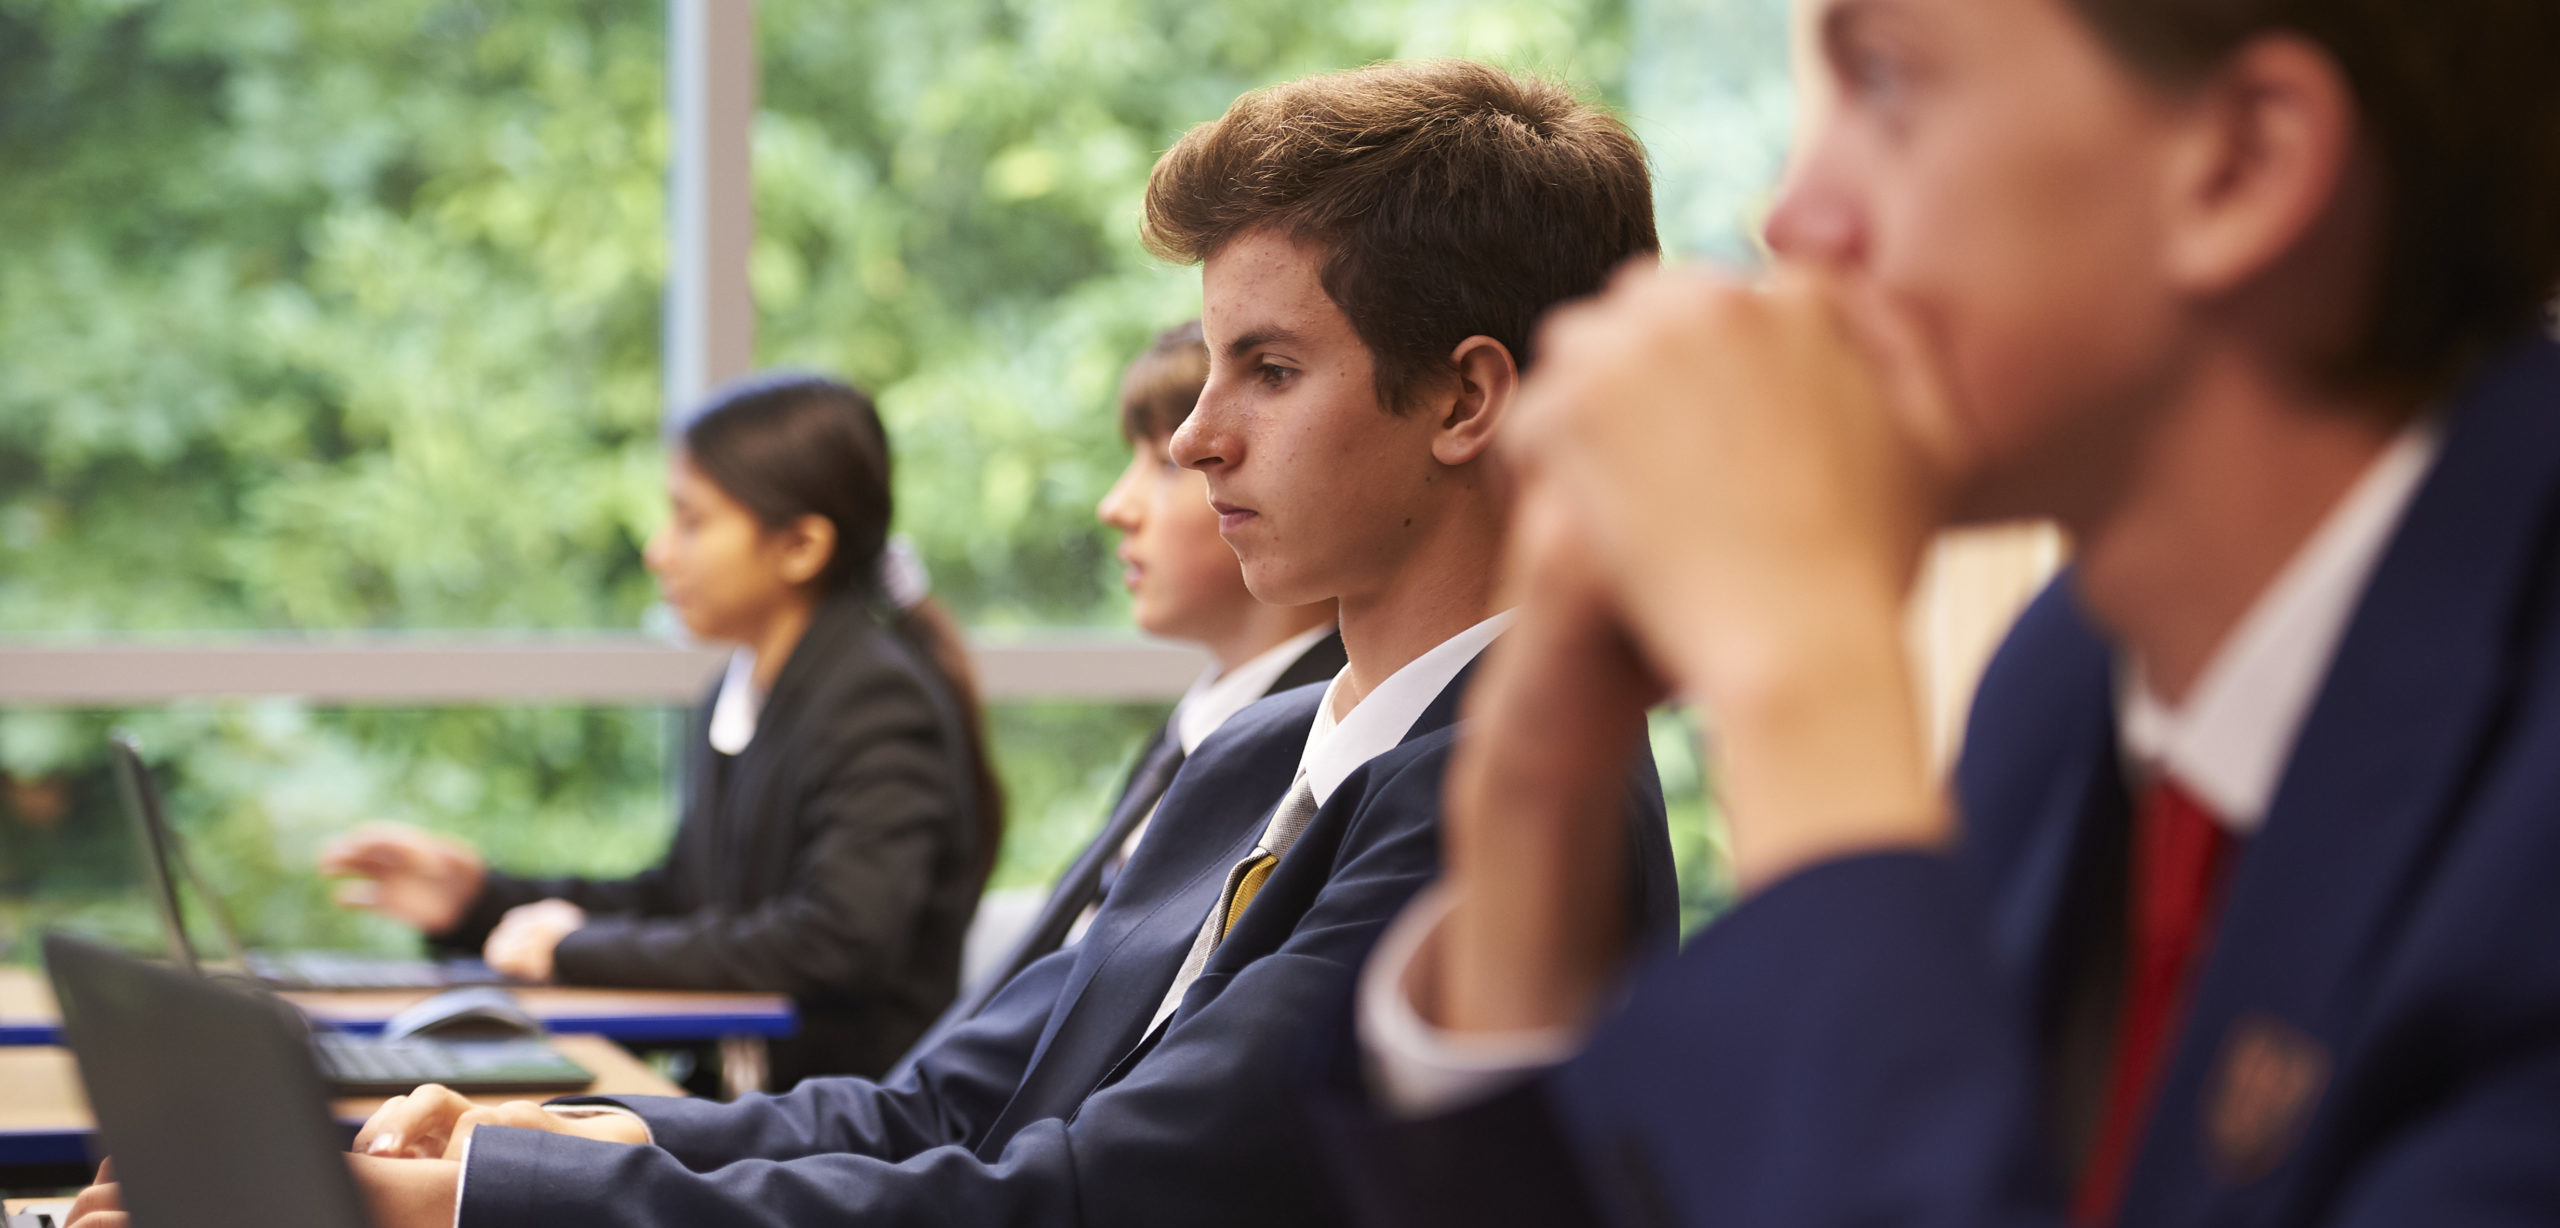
[2073,775,2236,1226]
[888,727,1187,1079]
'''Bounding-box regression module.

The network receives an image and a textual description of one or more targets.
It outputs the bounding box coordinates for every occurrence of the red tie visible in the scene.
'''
[2072,776,2236,1227]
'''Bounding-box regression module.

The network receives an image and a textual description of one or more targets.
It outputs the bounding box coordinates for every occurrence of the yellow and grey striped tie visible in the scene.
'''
[1161,775,1321,1016]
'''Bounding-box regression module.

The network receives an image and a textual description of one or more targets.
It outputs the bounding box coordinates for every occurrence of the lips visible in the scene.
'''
[1116,548,1144,592]
[1209,499,1258,535]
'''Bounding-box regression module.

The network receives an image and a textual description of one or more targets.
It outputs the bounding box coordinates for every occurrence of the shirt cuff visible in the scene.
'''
[1357,884,1586,1118]
[452,1133,471,1228]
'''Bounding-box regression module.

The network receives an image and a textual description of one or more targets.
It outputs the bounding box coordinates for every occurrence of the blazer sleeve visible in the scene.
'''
[1327,849,2560,1228]
[453,744,1459,1228]
[543,683,961,995]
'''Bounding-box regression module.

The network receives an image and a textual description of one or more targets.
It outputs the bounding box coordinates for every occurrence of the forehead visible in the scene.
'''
[1199,228,1359,348]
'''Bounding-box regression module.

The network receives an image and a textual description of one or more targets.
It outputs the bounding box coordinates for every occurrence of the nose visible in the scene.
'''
[642,524,672,575]
[1761,142,1866,269]
[1097,456,1144,531]
[1167,386,1230,474]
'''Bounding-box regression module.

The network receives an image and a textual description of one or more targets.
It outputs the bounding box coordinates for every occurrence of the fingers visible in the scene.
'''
[317,824,425,874]
[65,1168,124,1228]
[354,1084,476,1160]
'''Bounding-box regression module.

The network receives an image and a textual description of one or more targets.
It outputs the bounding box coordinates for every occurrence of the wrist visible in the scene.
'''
[1703,602,1947,894]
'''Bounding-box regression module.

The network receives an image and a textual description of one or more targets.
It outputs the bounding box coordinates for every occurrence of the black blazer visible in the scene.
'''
[441,591,983,1085]
[452,656,1678,1228]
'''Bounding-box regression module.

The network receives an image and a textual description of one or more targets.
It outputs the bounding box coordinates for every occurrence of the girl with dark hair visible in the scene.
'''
[320,373,1002,1088]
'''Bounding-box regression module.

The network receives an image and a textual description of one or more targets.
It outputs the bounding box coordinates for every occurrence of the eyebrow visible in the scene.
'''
[1224,326,1304,358]
[1820,0,1888,54]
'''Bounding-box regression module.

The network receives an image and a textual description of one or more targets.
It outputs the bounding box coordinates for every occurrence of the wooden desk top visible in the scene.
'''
[0,965,793,1045]
[0,1033,678,1145]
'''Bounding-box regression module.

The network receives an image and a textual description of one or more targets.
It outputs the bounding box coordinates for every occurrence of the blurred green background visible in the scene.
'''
[0,0,1788,962]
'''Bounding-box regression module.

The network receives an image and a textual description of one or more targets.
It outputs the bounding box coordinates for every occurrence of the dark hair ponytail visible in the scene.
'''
[675,374,1007,887]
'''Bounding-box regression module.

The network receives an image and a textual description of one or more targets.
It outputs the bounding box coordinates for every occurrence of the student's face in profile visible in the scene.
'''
[1097,431,1260,645]
[643,453,820,644]
[1765,0,2217,520]
[1175,228,1449,607]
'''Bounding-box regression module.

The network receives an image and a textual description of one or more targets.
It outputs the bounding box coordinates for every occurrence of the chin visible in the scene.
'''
[1238,561,1321,610]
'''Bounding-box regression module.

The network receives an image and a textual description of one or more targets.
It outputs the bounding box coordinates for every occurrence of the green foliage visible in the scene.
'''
[0,0,1785,960]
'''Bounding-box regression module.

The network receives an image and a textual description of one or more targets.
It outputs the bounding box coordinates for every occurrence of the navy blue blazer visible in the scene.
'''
[457,660,1677,1227]
[1317,333,2560,1228]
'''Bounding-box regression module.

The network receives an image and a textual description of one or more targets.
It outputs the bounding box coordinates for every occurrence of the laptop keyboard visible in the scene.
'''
[311,1034,591,1092]
[250,952,501,991]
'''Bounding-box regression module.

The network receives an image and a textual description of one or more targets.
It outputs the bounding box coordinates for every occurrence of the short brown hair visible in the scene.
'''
[2067,0,2560,391]
[1142,60,1658,410]
[1118,319,1209,443]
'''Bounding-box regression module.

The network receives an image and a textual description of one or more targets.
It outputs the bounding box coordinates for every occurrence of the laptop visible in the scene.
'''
[106,736,592,1097]
[35,931,376,1228]
[108,734,509,991]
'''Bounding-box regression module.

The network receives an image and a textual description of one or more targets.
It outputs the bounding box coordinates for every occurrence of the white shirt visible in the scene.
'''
[704,649,765,755]
[2119,426,2439,830]
[1147,611,1515,1030]
[1360,424,2442,1117]
[1174,623,1341,756]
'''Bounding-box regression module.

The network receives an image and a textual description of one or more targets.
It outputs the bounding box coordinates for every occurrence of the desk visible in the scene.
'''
[0,966,792,1046]
[0,1034,679,1174]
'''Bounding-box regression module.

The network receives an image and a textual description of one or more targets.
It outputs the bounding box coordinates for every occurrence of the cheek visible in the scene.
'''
[1874,114,2181,468]
[1159,480,1246,589]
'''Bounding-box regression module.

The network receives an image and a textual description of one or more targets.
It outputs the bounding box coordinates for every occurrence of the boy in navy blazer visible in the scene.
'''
[54,60,1674,1228]
[1326,1,2560,1226]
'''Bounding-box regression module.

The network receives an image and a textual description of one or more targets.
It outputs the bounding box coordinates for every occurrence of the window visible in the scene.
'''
[1,0,1797,958]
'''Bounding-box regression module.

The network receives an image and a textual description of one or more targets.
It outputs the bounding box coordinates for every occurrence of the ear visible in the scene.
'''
[1432,335,1520,466]
[2157,34,2360,298]
[773,514,838,588]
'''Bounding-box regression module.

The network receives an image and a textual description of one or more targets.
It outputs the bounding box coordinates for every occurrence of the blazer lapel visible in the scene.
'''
[714,596,865,897]
[980,689,1320,1147]
[2124,335,2560,1224]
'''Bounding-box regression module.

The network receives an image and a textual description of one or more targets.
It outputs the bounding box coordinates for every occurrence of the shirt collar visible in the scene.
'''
[2118,422,2440,832]
[1298,610,1515,805]
[1173,623,1340,755]
[706,649,766,756]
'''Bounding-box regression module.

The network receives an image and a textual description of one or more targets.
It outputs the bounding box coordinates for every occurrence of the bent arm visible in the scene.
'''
[548,718,959,996]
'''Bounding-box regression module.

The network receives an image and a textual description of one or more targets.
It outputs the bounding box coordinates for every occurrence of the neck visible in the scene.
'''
[1205,602,1336,674]
[743,596,820,694]
[2068,351,2410,704]
[1331,494,1505,715]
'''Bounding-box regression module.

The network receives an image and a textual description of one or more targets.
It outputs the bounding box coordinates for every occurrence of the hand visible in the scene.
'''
[355,1084,646,1161]
[1505,266,1961,891]
[1424,500,1669,1033]
[482,899,585,983]
[319,824,488,936]
[64,1157,122,1228]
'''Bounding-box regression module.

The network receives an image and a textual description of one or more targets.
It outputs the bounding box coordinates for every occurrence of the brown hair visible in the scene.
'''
[1118,319,1210,443]
[679,374,1006,886]
[1142,60,1658,410]
[2067,0,2560,391]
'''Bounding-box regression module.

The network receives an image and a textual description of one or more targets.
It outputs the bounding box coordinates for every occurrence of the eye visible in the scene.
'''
[1256,362,1296,389]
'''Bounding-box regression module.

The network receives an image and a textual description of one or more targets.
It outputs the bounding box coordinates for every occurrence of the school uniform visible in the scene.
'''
[1321,333,2560,1227]
[440,591,984,1086]
[452,614,1678,1228]
[894,625,1346,1073]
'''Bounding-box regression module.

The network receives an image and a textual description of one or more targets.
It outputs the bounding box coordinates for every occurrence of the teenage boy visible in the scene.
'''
[1328,1,2560,1226]
[65,60,1675,1228]
[899,320,1345,1065]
